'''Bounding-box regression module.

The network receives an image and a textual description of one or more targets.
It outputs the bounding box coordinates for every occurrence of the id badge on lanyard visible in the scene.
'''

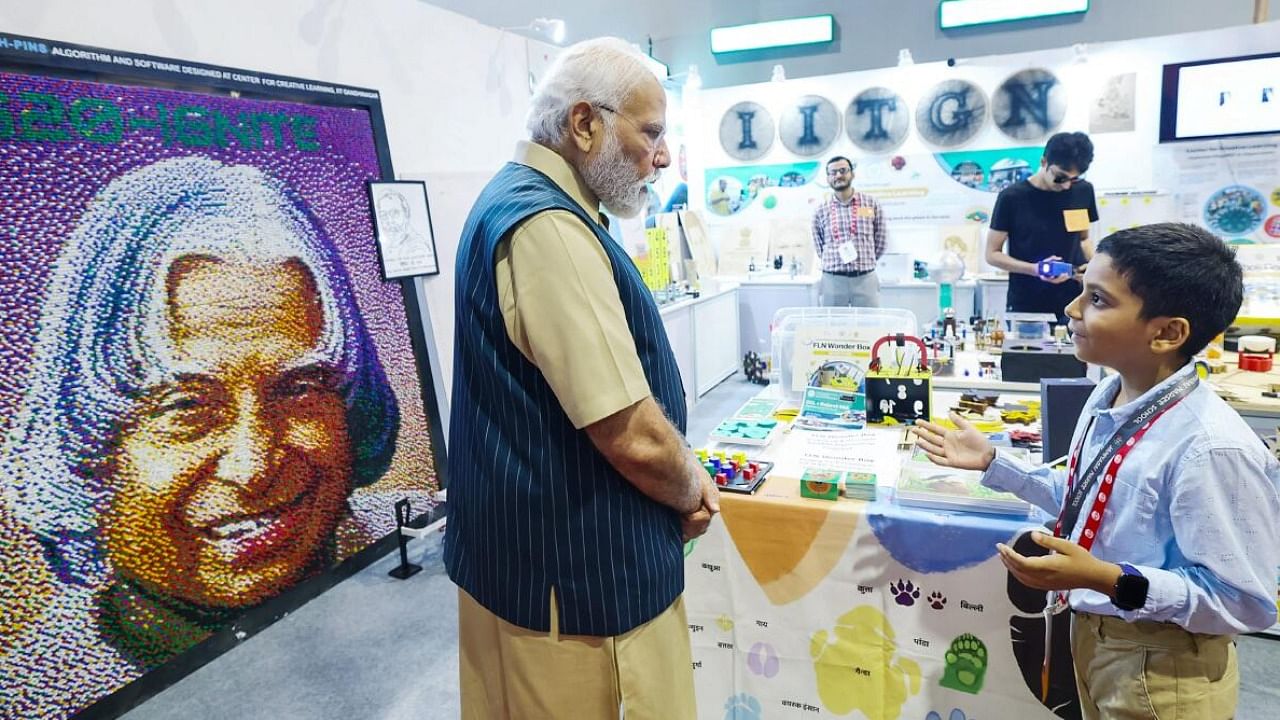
[1037,372,1197,702]
[829,200,857,265]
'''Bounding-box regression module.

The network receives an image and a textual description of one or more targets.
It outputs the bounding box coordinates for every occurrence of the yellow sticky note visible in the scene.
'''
[1063,208,1091,232]
[857,205,876,218]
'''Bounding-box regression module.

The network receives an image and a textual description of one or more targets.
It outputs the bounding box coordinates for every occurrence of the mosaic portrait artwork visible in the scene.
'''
[0,69,439,718]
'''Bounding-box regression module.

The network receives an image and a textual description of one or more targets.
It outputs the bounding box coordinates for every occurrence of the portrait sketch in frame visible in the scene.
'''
[369,180,440,278]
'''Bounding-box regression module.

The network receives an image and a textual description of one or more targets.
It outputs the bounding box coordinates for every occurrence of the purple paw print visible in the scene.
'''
[747,642,780,678]
[891,579,921,606]
[928,592,947,610]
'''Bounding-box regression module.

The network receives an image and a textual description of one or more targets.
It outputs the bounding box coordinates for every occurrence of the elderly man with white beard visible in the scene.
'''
[444,38,716,719]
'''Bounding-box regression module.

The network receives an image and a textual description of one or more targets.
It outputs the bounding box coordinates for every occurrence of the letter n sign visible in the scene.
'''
[993,68,1065,141]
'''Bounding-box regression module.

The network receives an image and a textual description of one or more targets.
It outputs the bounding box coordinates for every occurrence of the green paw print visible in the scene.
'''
[939,634,987,695]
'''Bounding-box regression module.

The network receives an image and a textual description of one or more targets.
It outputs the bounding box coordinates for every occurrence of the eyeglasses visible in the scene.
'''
[597,104,667,153]
[827,166,854,177]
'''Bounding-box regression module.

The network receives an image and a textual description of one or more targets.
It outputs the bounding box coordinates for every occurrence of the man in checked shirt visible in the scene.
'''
[811,156,888,307]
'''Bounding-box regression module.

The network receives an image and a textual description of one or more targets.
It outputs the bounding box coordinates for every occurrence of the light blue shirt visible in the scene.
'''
[984,362,1280,635]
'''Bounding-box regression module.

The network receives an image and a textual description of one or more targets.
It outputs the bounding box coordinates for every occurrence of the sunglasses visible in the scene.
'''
[1050,169,1084,186]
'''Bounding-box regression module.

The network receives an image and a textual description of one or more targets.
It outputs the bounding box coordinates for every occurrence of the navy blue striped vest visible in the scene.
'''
[444,161,688,636]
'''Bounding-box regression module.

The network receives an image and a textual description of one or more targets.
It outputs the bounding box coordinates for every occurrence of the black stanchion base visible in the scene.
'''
[389,563,423,580]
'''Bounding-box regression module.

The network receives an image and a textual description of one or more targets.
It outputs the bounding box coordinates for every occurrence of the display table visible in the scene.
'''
[738,276,821,356]
[1206,352,1280,429]
[660,284,741,410]
[735,275,982,356]
[930,349,1280,433]
[880,279,977,334]
[976,275,1008,318]
[930,349,1041,394]
[684,396,1072,720]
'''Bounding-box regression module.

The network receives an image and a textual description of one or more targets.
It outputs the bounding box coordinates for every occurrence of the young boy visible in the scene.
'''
[915,223,1280,719]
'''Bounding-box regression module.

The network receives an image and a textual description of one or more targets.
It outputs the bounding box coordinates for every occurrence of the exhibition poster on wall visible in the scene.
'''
[0,37,443,719]
[702,145,1043,227]
[1154,137,1280,244]
[1234,244,1280,318]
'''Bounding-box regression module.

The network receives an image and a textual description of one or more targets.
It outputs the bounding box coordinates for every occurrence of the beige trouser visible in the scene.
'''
[458,587,696,720]
[1071,612,1238,720]
[820,271,881,308]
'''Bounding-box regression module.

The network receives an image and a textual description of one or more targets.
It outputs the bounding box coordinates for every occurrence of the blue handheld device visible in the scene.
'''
[1037,260,1073,278]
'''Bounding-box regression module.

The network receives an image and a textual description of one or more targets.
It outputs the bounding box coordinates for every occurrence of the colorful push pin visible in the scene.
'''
[715,472,728,486]
[695,449,708,463]
[733,452,747,465]
[714,450,727,461]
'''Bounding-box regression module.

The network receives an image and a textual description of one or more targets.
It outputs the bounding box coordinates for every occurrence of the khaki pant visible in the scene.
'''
[1071,612,1238,719]
[458,587,696,720]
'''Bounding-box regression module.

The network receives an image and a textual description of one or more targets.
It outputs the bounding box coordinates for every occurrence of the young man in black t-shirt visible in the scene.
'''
[986,132,1099,323]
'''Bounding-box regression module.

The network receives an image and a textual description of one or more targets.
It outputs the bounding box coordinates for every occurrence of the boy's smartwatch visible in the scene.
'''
[1111,562,1149,611]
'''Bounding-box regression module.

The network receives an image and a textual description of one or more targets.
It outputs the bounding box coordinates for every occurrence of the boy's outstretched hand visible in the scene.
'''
[996,531,1123,596]
[913,412,997,471]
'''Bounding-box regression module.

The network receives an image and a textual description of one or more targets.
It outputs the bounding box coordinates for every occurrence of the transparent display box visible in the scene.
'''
[770,306,917,406]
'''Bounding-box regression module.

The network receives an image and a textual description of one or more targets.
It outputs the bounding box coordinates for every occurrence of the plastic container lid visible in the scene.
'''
[770,306,917,405]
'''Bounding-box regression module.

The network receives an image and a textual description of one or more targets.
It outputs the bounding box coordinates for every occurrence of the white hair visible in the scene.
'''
[526,37,656,145]
[1,156,399,583]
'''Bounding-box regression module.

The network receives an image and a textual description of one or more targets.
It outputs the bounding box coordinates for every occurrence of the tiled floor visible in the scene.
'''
[123,375,1280,719]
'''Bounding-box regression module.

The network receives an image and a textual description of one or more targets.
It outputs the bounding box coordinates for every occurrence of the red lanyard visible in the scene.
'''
[1055,404,1176,550]
[1042,375,1197,613]
[1039,380,1189,702]
[826,196,858,250]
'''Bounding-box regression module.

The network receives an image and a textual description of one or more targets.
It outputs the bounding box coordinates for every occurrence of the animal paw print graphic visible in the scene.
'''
[891,579,921,606]
[928,592,946,610]
[810,606,922,718]
[926,709,969,720]
[723,693,763,720]
[747,642,780,678]
[940,634,988,695]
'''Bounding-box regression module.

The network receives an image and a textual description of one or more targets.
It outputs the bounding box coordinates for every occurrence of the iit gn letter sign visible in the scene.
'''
[845,87,909,152]
[916,79,988,148]
[717,72,1068,158]
[719,101,775,161]
[992,68,1065,141]
[780,95,839,157]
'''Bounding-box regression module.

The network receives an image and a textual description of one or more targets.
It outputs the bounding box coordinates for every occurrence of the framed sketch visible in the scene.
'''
[369,180,440,278]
